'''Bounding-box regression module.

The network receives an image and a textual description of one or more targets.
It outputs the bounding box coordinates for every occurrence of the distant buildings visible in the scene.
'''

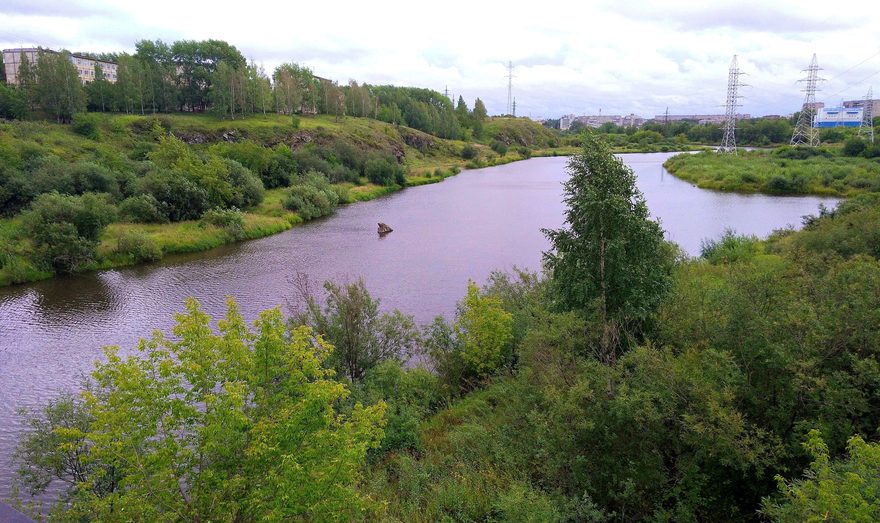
[559,113,646,130]
[650,113,751,124]
[2,47,118,85]
[842,98,880,119]
[814,106,862,128]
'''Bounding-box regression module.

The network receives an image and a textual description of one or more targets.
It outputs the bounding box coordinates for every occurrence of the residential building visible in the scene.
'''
[2,47,118,85]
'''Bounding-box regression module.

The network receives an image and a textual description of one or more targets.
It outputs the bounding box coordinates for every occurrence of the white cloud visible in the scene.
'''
[2,0,879,118]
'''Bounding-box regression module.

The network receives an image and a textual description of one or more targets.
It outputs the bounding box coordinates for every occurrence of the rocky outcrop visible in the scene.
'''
[377,222,393,234]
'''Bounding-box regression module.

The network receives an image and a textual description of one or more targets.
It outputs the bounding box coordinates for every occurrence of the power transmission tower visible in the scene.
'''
[858,86,874,144]
[512,98,516,117]
[506,61,515,115]
[791,53,824,147]
[719,55,747,153]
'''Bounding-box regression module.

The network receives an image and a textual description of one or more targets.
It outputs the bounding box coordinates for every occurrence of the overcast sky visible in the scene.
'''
[3,0,879,119]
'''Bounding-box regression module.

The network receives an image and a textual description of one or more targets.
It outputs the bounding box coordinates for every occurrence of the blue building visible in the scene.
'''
[814,106,863,128]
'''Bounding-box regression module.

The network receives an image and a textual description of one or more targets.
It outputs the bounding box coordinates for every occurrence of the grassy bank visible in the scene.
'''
[0,113,570,287]
[664,148,880,196]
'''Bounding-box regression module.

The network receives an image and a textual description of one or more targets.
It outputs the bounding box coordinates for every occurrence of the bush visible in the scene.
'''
[142,168,210,222]
[23,192,117,273]
[364,154,405,186]
[118,194,168,223]
[71,113,101,140]
[461,144,478,160]
[517,146,531,158]
[223,159,265,209]
[128,142,156,161]
[490,140,508,156]
[843,137,867,157]
[200,207,245,239]
[0,82,27,119]
[291,115,300,128]
[283,173,339,220]
[115,230,162,263]
[700,229,761,264]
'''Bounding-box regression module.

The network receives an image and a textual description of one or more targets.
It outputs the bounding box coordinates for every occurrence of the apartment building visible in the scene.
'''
[2,47,118,85]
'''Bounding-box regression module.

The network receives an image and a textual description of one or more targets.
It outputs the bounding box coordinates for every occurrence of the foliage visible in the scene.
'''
[454,281,514,377]
[490,140,508,156]
[293,278,419,382]
[22,192,117,272]
[71,113,101,139]
[364,154,406,186]
[0,82,27,119]
[543,134,672,364]
[461,143,478,160]
[762,430,880,522]
[699,228,761,264]
[283,172,339,220]
[35,50,85,123]
[118,194,168,223]
[200,207,245,239]
[113,230,163,263]
[15,299,386,521]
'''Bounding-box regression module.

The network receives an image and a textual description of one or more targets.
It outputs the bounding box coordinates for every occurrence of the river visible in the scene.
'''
[0,152,839,498]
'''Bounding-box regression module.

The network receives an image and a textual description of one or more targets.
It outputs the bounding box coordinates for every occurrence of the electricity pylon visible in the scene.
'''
[858,87,874,144]
[719,55,746,153]
[791,54,824,147]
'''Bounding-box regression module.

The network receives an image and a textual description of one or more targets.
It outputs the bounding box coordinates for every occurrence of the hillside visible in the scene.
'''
[0,113,564,286]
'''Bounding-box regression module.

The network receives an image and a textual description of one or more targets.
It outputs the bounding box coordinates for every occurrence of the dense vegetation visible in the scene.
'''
[665,142,880,195]
[13,137,880,521]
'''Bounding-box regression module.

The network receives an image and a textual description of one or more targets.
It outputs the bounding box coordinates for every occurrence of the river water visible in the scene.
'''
[0,153,838,497]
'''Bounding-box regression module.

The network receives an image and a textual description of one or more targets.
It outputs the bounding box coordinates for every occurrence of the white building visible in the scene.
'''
[3,48,118,85]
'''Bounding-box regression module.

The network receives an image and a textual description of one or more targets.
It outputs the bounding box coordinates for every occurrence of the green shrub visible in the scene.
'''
[129,142,156,161]
[364,154,405,186]
[517,146,531,158]
[291,115,300,129]
[700,229,761,264]
[118,194,168,223]
[115,230,162,263]
[71,113,101,140]
[200,207,245,239]
[23,192,117,273]
[283,172,340,220]
[490,140,508,156]
[461,144,478,160]
[843,137,867,157]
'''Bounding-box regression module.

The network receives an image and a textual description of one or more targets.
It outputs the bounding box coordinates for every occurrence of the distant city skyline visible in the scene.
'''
[2,0,879,118]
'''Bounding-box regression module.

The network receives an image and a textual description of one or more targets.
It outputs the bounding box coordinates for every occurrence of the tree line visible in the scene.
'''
[0,39,490,140]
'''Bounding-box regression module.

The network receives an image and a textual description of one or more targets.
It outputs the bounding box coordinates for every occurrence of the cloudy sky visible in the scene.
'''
[3,0,879,119]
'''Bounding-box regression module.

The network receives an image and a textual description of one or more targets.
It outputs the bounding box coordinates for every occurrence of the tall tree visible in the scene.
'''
[85,63,109,112]
[16,51,37,111]
[543,134,672,366]
[472,97,487,138]
[35,51,85,123]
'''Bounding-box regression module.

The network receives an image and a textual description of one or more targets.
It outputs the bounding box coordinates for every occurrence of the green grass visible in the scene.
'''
[664,149,880,196]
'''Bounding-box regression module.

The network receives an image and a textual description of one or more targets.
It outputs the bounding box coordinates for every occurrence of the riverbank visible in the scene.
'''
[1,113,570,287]
[664,148,880,196]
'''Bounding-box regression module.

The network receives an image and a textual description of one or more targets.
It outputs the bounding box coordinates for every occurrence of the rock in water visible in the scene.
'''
[377,222,393,234]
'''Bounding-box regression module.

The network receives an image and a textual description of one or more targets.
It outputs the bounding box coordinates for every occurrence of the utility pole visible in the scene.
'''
[506,61,514,115]
[858,86,874,144]
[791,53,824,147]
[719,55,747,153]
